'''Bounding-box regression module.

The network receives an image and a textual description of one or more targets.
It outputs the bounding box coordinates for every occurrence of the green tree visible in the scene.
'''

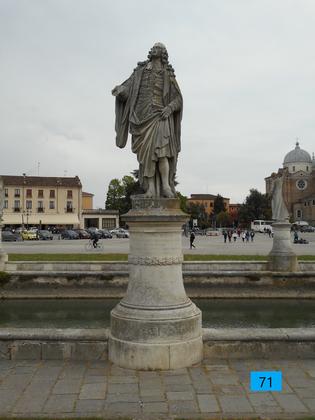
[238,188,271,224]
[213,194,225,214]
[105,172,140,215]
[105,178,124,211]
[176,192,188,213]
[186,202,211,229]
[216,210,233,227]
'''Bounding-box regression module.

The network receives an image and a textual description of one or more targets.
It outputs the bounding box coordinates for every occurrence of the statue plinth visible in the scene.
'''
[267,222,299,272]
[108,197,203,370]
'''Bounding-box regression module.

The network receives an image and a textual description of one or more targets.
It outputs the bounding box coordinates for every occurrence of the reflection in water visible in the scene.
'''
[0,299,314,328]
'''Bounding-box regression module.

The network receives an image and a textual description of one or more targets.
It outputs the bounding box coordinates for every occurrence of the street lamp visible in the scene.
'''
[22,209,31,230]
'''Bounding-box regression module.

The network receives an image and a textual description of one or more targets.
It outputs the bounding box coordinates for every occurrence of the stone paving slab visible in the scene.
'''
[0,358,315,418]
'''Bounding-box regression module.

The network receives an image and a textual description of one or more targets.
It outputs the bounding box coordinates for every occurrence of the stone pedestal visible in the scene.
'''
[267,222,299,272]
[108,197,203,370]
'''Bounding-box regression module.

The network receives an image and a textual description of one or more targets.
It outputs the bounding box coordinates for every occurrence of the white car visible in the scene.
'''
[110,228,129,238]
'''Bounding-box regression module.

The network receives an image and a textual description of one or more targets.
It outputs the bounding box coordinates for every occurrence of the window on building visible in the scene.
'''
[38,190,44,198]
[102,218,116,229]
[26,200,32,209]
[49,201,55,210]
[297,210,302,218]
[26,189,32,198]
[210,202,213,207]
[4,189,8,197]
[4,200,8,209]
[66,201,73,212]
[313,200,315,206]
[293,166,295,172]
[307,166,309,171]
[67,190,73,199]
[38,201,44,212]
[14,189,20,197]
[14,200,20,211]
[304,202,307,206]
[50,190,55,198]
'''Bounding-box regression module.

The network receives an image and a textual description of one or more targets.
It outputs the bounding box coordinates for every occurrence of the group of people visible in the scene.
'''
[263,227,273,238]
[222,229,255,243]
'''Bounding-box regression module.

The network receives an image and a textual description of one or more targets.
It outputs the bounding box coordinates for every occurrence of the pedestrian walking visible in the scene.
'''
[228,230,232,243]
[250,231,255,242]
[245,230,250,242]
[232,231,237,242]
[190,231,196,249]
[241,231,246,243]
[223,230,228,243]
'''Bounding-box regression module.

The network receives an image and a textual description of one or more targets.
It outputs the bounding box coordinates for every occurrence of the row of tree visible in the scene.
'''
[105,172,271,228]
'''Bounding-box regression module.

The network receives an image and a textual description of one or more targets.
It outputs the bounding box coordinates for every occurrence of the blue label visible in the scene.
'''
[250,371,282,392]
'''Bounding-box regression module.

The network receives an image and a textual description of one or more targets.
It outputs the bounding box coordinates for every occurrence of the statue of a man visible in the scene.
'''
[270,171,289,221]
[0,177,4,225]
[112,42,183,198]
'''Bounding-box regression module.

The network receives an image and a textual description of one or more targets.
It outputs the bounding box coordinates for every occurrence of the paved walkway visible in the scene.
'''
[3,232,315,255]
[1,358,315,418]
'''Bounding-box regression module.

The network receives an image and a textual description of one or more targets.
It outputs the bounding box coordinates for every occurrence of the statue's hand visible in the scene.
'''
[112,85,124,97]
[161,106,172,120]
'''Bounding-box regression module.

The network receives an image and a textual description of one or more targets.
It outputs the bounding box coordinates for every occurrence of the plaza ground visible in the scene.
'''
[3,232,315,255]
[0,358,314,418]
[2,233,315,419]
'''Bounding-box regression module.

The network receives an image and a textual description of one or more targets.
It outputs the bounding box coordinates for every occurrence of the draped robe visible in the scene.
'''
[114,62,183,194]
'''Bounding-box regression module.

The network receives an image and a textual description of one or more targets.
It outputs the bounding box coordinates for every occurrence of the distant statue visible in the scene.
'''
[270,172,289,221]
[0,177,3,224]
[112,43,183,198]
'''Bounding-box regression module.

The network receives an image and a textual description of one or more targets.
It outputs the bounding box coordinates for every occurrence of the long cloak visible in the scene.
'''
[114,63,183,193]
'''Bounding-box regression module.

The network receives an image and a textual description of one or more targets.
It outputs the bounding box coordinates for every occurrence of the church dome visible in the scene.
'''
[283,142,312,165]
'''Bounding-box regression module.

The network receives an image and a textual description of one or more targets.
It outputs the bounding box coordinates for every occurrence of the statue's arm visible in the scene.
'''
[161,78,182,119]
[112,76,132,102]
[168,78,182,112]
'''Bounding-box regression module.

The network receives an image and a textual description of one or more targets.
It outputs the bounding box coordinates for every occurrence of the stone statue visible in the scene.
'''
[112,42,183,198]
[270,172,289,221]
[0,177,3,225]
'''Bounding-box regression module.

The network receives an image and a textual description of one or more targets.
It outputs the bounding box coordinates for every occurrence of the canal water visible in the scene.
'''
[0,299,315,328]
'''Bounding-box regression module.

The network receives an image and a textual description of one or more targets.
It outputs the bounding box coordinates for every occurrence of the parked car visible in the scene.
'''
[29,227,38,233]
[74,229,91,239]
[21,230,38,240]
[206,229,221,236]
[13,227,24,234]
[110,228,129,238]
[86,228,102,239]
[98,229,113,239]
[1,231,22,241]
[60,230,79,240]
[300,226,315,233]
[192,228,206,235]
[38,230,53,240]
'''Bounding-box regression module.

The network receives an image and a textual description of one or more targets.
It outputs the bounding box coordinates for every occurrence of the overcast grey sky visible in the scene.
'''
[1,0,315,207]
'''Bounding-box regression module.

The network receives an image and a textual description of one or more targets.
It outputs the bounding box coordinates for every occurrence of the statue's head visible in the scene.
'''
[148,42,169,64]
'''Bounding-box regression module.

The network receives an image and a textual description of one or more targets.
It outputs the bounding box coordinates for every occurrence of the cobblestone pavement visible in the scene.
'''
[0,358,315,419]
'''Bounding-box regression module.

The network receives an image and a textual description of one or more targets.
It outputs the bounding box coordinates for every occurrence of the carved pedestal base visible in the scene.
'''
[267,222,299,272]
[108,197,203,370]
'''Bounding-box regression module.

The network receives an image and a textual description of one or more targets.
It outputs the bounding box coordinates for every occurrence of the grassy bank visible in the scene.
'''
[7,253,315,262]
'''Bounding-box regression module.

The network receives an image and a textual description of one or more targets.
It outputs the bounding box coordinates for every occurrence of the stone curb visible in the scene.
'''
[1,327,315,360]
[0,327,314,342]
